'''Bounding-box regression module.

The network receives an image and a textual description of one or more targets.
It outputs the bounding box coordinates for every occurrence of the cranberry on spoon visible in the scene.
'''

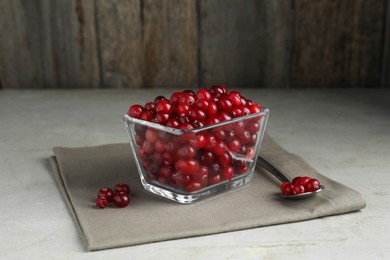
[257,157,324,199]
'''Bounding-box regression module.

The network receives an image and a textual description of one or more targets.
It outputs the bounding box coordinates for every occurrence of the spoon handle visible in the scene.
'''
[256,157,290,183]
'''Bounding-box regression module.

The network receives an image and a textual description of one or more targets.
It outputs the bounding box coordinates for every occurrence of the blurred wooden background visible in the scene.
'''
[0,0,389,89]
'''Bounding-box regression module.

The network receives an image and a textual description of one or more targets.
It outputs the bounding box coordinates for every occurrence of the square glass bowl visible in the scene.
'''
[123,108,270,203]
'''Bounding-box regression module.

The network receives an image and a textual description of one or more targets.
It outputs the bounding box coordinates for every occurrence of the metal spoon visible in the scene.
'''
[256,156,324,199]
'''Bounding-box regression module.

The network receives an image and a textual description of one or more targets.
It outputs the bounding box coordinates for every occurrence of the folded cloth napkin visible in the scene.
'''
[50,134,366,251]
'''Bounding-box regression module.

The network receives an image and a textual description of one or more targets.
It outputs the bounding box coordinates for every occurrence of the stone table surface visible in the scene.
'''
[0,89,389,259]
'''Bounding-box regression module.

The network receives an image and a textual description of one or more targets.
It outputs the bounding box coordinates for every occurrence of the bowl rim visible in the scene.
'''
[123,107,270,135]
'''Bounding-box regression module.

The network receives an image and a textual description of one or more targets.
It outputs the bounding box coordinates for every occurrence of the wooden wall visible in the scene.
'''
[0,0,389,89]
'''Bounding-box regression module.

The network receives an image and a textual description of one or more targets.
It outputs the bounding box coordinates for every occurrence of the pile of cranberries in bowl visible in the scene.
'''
[123,85,270,203]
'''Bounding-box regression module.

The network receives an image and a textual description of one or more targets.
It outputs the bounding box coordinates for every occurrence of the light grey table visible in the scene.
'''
[1,89,389,259]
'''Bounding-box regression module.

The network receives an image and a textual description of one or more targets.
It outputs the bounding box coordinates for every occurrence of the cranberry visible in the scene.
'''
[177,103,191,116]
[305,179,321,192]
[191,165,209,186]
[113,193,130,208]
[140,111,154,121]
[227,91,242,106]
[142,141,154,153]
[171,172,191,188]
[195,99,209,110]
[205,101,218,117]
[208,173,221,185]
[239,130,251,144]
[156,112,170,125]
[214,129,226,141]
[231,107,243,118]
[217,96,233,112]
[166,118,181,129]
[293,184,305,195]
[97,188,114,202]
[134,134,145,145]
[219,166,234,181]
[210,85,227,98]
[114,183,130,194]
[176,145,196,159]
[249,104,261,114]
[96,198,108,209]
[216,152,232,167]
[178,93,195,106]
[235,161,248,174]
[160,165,174,177]
[183,89,195,96]
[247,122,260,133]
[294,176,311,187]
[189,133,207,148]
[196,89,212,101]
[204,134,217,150]
[128,104,144,118]
[175,159,200,175]
[205,116,220,126]
[154,95,166,103]
[154,140,166,153]
[200,149,214,165]
[145,101,156,111]
[227,138,241,153]
[185,181,204,192]
[281,182,294,196]
[169,92,182,105]
[189,107,207,121]
[212,141,226,156]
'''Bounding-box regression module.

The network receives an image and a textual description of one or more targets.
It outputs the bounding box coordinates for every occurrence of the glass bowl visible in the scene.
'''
[123,108,270,203]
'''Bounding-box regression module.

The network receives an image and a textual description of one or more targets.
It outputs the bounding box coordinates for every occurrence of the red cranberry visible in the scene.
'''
[200,149,214,165]
[210,85,227,98]
[217,96,233,112]
[196,89,212,101]
[96,198,108,209]
[176,145,196,159]
[185,181,204,192]
[140,111,154,121]
[171,172,191,188]
[156,112,170,125]
[177,103,191,116]
[191,165,209,186]
[219,166,234,181]
[145,128,158,143]
[212,141,226,156]
[113,193,130,208]
[145,101,156,111]
[294,176,311,187]
[281,182,294,196]
[114,183,130,194]
[208,173,221,185]
[154,95,166,103]
[98,188,114,202]
[227,138,241,153]
[216,152,232,167]
[205,101,218,117]
[128,104,144,118]
[293,184,305,195]
[189,107,207,122]
[305,179,321,192]
[227,91,242,106]
[166,118,181,129]
[178,93,195,106]
[170,92,182,105]
[175,159,200,175]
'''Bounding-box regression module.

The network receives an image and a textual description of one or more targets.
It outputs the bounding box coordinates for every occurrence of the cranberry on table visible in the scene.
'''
[96,198,108,209]
[114,183,131,194]
[97,188,114,202]
[113,193,131,208]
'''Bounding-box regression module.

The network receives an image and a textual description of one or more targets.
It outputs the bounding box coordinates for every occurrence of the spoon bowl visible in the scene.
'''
[256,157,324,199]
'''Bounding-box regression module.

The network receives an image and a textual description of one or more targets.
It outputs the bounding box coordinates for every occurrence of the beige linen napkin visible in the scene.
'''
[50,135,366,251]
